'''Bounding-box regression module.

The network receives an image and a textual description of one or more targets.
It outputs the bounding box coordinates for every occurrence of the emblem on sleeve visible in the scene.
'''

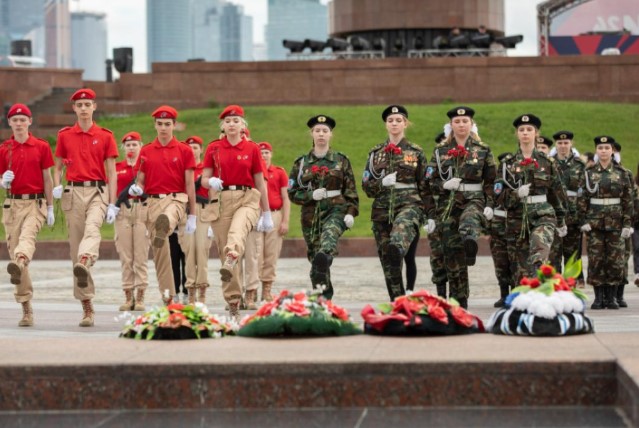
[494,182,503,195]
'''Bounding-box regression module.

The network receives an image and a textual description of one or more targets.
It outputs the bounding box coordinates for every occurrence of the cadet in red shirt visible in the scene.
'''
[114,132,150,312]
[244,142,290,306]
[128,106,196,305]
[53,88,119,327]
[0,104,54,327]
[201,104,273,321]
[178,136,214,305]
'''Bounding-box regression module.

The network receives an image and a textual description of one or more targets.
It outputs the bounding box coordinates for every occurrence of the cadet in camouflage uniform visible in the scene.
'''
[288,115,359,299]
[490,152,515,307]
[362,105,431,301]
[426,106,496,308]
[428,132,448,297]
[496,114,567,283]
[548,131,586,287]
[580,136,634,310]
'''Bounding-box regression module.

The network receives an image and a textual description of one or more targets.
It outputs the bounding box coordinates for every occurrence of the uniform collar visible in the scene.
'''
[151,136,179,148]
[308,148,334,162]
[221,136,247,150]
[72,122,98,135]
[596,162,614,172]
[9,133,35,146]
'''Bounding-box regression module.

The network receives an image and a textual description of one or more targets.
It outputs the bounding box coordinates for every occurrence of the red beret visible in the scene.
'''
[70,88,96,101]
[258,142,272,152]
[185,135,203,146]
[7,103,32,119]
[151,105,178,120]
[219,104,244,119]
[121,131,142,143]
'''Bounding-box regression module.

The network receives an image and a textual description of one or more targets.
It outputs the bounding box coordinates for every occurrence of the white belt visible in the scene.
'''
[526,195,547,204]
[566,190,578,197]
[591,197,621,206]
[493,209,507,218]
[393,183,417,190]
[326,190,341,198]
[458,183,482,192]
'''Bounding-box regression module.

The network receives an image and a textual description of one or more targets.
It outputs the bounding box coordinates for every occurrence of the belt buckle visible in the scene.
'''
[21,194,29,200]
[229,185,238,190]
[83,181,91,187]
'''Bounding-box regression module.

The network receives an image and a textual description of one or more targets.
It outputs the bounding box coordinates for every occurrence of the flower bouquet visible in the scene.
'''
[487,256,594,336]
[119,302,236,340]
[361,290,484,336]
[238,290,361,337]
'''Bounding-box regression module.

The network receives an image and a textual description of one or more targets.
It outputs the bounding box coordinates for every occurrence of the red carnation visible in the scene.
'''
[284,301,310,317]
[528,278,541,288]
[540,264,555,277]
[126,152,134,158]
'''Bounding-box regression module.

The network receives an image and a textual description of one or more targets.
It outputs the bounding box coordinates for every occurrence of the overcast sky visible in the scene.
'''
[71,0,543,73]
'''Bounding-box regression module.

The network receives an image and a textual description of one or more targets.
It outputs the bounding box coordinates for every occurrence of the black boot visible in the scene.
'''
[435,283,447,298]
[312,252,331,285]
[494,284,510,308]
[617,284,628,308]
[463,237,478,266]
[591,286,604,310]
[605,285,619,310]
[456,297,468,309]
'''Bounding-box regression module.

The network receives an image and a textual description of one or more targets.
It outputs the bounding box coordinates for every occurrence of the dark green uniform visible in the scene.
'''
[288,149,359,299]
[363,138,431,301]
[427,195,448,296]
[427,136,496,307]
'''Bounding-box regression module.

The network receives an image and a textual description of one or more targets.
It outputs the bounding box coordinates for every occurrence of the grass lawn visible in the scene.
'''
[6,101,639,240]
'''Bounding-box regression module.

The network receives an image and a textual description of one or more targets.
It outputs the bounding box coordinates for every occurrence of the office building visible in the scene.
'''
[266,0,328,60]
[147,0,191,69]
[71,11,107,80]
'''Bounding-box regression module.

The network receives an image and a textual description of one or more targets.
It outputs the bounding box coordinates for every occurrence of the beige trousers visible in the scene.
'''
[2,199,46,303]
[211,189,260,304]
[114,202,150,291]
[244,209,283,291]
[145,194,187,300]
[62,186,107,301]
[178,204,213,289]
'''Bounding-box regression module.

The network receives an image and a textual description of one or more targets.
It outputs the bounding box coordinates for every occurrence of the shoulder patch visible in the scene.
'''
[435,141,448,149]
[406,141,425,152]
[100,127,113,134]
[58,126,72,134]
[369,143,385,154]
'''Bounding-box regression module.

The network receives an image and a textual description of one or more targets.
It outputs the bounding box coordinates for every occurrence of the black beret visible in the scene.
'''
[446,106,475,119]
[594,135,616,147]
[307,114,336,130]
[382,105,408,121]
[513,114,542,129]
[536,136,553,147]
[553,130,573,141]
[434,132,446,143]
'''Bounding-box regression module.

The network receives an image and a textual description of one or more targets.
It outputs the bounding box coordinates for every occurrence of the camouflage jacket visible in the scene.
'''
[426,136,496,216]
[362,138,431,221]
[552,153,586,225]
[579,161,634,231]
[288,149,359,220]
[496,149,567,226]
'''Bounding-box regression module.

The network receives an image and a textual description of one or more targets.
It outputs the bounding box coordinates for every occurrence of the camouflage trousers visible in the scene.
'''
[455,198,486,240]
[428,227,447,287]
[302,205,348,299]
[489,214,514,288]
[623,238,631,286]
[506,210,556,283]
[548,224,584,279]
[438,215,469,300]
[586,229,626,287]
[372,205,422,301]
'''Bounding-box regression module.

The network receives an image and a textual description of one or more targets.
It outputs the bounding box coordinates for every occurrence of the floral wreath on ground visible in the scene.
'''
[361,290,484,336]
[238,289,361,337]
[120,302,236,340]
[487,255,594,336]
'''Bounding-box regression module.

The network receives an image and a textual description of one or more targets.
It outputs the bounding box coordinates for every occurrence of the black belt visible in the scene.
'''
[7,193,45,200]
[148,193,178,199]
[222,185,252,191]
[69,180,106,187]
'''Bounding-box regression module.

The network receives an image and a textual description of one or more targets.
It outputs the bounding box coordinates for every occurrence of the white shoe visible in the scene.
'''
[181,293,189,305]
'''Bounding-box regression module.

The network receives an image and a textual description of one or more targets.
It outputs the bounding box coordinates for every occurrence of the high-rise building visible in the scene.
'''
[192,0,222,61]
[0,0,46,56]
[265,0,328,60]
[147,0,191,69]
[44,0,71,68]
[71,11,107,80]
[219,3,253,62]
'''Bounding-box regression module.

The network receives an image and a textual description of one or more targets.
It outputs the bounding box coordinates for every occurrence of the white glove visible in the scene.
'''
[312,188,327,201]
[208,177,224,191]
[443,177,462,191]
[557,225,568,238]
[256,214,265,232]
[381,172,397,187]
[344,214,354,229]
[185,215,197,234]
[580,224,592,233]
[261,211,274,232]
[52,185,63,199]
[207,226,214,239]
[1,170,15,188]
[621,227,634,239]
[425,219,436,234]
[517,184,531,199]
[105,204,119,224]
[47,205,55,226]
[128,184,144,197]
[483,207,494,221]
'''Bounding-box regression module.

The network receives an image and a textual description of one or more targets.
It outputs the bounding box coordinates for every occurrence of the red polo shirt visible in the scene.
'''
[115,160,137,195]
[265,164,287,210]
[194,162,210,198]
[55,122,118,181]
[203,137,263,187]
[139,137,195,194]
[0,134,54,194]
